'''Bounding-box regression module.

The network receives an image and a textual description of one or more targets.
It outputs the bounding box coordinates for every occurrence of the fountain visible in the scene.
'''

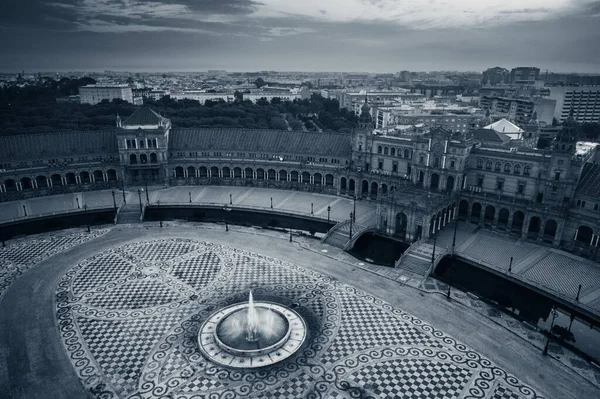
[198,291,307,368]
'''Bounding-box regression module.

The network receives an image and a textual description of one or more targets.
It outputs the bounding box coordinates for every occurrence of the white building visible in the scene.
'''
[548,86,600,123]
[79,84,133,105]
[242,92,301,104]
[169,91,233,104]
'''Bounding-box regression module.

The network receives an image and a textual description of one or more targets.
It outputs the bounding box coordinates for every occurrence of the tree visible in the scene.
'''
[256,97,270,106]
[254,78,266,88]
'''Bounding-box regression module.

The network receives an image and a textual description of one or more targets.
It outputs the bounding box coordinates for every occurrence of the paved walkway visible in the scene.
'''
[0,224,598,398]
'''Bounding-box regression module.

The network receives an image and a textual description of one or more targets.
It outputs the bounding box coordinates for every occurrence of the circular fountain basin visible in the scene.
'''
[198,301,307,368]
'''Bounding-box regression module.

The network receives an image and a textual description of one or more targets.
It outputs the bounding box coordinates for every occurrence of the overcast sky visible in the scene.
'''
[1,0,599,73]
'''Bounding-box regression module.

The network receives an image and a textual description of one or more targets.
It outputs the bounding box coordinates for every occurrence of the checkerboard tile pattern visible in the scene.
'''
[322,291,442,364]
[71,253,133,295]
[171,251,221,289]
[346,358,471,399]
[492,384,524,399]
[126,240,199,262]
[55,238,547,399]
[85,279,182,310]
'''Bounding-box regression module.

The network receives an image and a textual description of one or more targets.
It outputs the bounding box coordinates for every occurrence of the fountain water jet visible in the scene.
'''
[198,291,307,368]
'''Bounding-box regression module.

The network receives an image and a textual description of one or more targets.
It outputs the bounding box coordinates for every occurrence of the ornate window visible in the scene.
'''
[524,165,531,176]
[504,163,511,173]
[485,161,492,170]
[377,146,382,154]
[514,164,521,174]
[476,159,483,169]
[495,162,501,171]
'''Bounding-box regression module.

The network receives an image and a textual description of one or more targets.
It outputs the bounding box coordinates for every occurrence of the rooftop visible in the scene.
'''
[576,162,600,198]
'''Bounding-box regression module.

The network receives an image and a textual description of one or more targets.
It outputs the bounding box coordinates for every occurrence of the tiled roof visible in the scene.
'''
[122,108,163,126]
[471,128,510,143]
[0,130,119,161]
[576,163,600,198]
[169,128,351,157]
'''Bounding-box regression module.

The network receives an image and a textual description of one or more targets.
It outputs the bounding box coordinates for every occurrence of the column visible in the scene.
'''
[276,172,279,181]
[253,171,257,179]
[219,169,223,178]
[16,182,22,191]
[0,184,5,193]
[196,169,199,177]
[103,172,108,181]
[553,221,564,247]
[184,169,188,178]
[322,176,325,185]
[48,179,52,187]
[32,180,38,189]
[521,216,530,239]
[76,175,81,184]
[242,170,246,179]
[91,174,95,183]
[507,211,514,231]
[310,175,314,184]
[538,220,546,243]
[287,173,291,182]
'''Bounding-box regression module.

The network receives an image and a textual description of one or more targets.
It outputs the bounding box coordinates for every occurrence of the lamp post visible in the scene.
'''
[189,191,192,203]
[349,212,353,239]
[353,194,356,222]
[575,284,582,302]
[112,190,117,212]
[138,189,143,214]
[84,204,90,233]
[158,200,162,228]
[508,256,513,273]
[230,193,232,205]
[451,215,458,255]
[76,197,80,209]
[122,180,126,204]
[311,202,313,215]
[270,197,273,209]
[289,229,292,242]
[327,205,331,223]
[145,180,149,204]
[543,307,559,356]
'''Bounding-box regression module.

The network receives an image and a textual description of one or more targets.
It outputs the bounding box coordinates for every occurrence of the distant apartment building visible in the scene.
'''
[509,67,540,85]
[541,73,600,86]
[79,84,133,105]
[242,91,301,104]
[391,113,477,133]
[337,91,411,110]
[480,96,555,126]
[170,91,233,104]
[481,67,509,86]
[548,86,600,123]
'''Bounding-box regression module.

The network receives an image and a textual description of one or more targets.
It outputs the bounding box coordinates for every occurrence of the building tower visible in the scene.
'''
[524,110,540,148]
[357,95,373,131]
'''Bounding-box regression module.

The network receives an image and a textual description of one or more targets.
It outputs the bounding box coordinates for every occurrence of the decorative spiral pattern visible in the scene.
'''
[53,237,547,398]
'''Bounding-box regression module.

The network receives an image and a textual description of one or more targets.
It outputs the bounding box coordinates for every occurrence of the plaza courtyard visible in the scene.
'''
[0,224,599,399]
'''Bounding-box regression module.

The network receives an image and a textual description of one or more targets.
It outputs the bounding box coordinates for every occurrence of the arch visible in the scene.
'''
[377,145,382,154]
[65,172,76,185]
[140,153,148,164]
[528,216,541,238]
[390,148,396,156]
[484,205,495,224]
[524,165,531,176]
[301,171,310,183]
[290,171,299,182]
[340,177,347,191]
[433,157,440,168]
[381,183,388,195]
[80,171,90,184]
[361,180,369,194]
[446,175,455,192]
[471,202,482,222]
[512,211,525,230]
[384,146,389,155]
[4,178,17,191]
[404,149,410,158]
[267,169,276,180]
[349,179,356,192]
[430,173,440,191]
[495,162,501,172]
[314,172,322,185]
[370,182,378,197]
[187,166,196,178]
[245,167,253,179]
[150,153,158,163]
[51,173,62,185]
[36,175,48,187]
[458,200,469,218]
[210,166,219,177]
[543,219,557,239]
[279,169,288,181]
[233,167,242,178]
[199,166,208,178]
[576,225,593,244]
[486,160,492,170]
[20,177,33,189]
[222,167,231,178]
[514,164,521,174]
[93,170,104,182]
[175,166,184,178]
[325,174,334,186]
[395,212,408,236]
[498,208,510,228]
[107,169,117,181]
[256,168,265,180]
[130,154,137,164]
[504,163,511,173]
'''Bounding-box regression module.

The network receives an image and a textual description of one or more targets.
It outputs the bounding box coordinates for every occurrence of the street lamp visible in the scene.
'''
[229,193,232,205]
[270,197,273,209]
[543,307,559,356]
[84,204,90,233]
[189,191,192,203]
[158,200,163,228]
[349,212,353,239]
[327,205,331,223]
[122,180,126,204]
[145,180,149,204]
[311,202,313,215]
[508,256,513,273]
[112,190,117,212]
[353,194,356,222]
[76,197,80,209]
[575,284,582,302]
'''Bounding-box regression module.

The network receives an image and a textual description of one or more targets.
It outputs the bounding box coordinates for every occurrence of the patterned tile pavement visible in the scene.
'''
[55,238,548,399]
[0,228,109,300]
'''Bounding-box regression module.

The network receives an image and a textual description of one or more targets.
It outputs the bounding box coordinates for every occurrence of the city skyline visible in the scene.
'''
[1,0,599,73]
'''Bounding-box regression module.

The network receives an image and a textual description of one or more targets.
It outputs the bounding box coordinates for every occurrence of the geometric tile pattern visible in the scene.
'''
[345,358,472,398]
[0,228,109,300]
[55,238,548,399]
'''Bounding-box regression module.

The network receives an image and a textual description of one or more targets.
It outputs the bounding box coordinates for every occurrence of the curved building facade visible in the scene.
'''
[1,107,599,260]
